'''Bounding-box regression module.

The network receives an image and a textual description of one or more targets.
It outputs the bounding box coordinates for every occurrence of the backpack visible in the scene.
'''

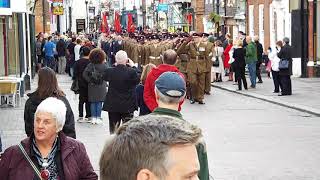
[89,65,103,85]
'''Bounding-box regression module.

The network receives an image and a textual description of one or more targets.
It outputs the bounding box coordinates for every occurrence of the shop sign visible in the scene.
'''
[0,0,11,15]
[52,0,64,15]
[157,4,168,12]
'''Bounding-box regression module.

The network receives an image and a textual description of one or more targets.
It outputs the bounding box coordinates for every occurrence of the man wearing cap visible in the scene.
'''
[151,71,210,180]
[177,33,209,104]
[144,49,184,113]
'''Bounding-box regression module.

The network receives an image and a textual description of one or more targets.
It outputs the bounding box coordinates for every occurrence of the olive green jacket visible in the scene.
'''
[151,108,210,180]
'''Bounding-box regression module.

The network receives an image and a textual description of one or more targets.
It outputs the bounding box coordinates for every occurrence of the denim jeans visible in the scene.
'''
[44,56,56,70]
[247,62,257,87]
[90,102,103,118]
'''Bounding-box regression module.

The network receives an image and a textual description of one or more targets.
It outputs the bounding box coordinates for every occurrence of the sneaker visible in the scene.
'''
[77,117,86,123]
[91,118,97,124]
[96,118,103,124]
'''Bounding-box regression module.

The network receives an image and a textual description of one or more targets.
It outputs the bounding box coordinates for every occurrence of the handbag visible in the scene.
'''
[212,48,220,67]
[71,79,80,94]
[279,59,289,70]
[18,143,43,180]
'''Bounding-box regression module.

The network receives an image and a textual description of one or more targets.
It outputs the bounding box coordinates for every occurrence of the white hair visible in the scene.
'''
[35,97,67,132]
[115,50,128,64]
[154,86,185,104]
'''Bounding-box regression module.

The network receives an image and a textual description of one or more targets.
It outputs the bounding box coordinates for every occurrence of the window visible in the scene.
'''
[249,5,254,37]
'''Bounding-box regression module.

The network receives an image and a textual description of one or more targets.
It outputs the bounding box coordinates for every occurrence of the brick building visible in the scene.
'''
[34,0,51,34]
[192,0,205,32]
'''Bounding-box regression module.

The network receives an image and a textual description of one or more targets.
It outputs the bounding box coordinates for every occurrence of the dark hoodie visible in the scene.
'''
[143,64,185,112]
[24,92,76,139]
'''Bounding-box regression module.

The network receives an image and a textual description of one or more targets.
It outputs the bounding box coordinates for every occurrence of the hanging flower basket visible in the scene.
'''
[208,12,221,23]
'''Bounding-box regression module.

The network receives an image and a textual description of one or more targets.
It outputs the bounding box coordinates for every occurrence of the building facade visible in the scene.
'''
[192,0,205,32]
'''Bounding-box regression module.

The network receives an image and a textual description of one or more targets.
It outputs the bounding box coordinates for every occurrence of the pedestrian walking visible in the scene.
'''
[144,49,184,111]
[56,35,67,74]
[254,36,264,83]
[245,36,258,88]
[66,37,76,76]
[43,36,56,70]
[99,115,202,180]
[136,63,156,116]
[83,48,108,124]
[233,39,248,90]
[212,40,224,82]
[0,97,98,180]
[74,47,92,122]
[24,67,76,139]
[268,42,282,93]
[277,37,293,96]
[101,50,140,133]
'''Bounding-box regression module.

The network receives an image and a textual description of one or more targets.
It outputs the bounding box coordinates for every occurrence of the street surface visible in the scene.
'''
[1,74,320,180]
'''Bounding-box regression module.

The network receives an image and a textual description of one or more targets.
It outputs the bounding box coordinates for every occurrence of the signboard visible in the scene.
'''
[76,19,86,34]
[157,4,168,12]
[0,0,11,15]
[52,0,64,15]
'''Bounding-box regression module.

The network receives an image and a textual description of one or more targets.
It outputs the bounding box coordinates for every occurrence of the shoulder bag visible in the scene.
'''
[18,143,43,180]
[279,59,289,70]
[212,48,220,67]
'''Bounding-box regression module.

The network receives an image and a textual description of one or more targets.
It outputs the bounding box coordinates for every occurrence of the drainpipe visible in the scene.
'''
[313,0,317,65]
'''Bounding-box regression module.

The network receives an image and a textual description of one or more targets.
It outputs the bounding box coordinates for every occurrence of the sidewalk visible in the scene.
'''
[213,76,320,117]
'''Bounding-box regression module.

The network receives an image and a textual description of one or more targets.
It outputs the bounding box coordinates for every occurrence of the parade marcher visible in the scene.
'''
[177,33,209,104]
[111,35,124,65]
[24,67,76,139]
[56,35,67,74]
[99,115,201,180]
[212,40,224,82]
[203,33,214,95]
[145,35,164,66]
[144,49,184,112]
[74,47,92,122]
[43,36,56,70]
[136,63,156,116]
[245,36,258,88]
[224,39,234,81]
[83,48,108,125]
[102,50,140,134]
[1,97,98,180]
[254,36,264,83]
[277,37,293,96]
[233,39,248,90]
[268,42,281,93]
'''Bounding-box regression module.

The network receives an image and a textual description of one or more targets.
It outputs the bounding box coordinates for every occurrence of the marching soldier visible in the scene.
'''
[145,35,164,66]
[203,33,214,95]
[177,33,210,104]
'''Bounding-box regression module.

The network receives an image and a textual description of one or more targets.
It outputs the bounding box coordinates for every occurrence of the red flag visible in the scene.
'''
[105,13,109,34]
[101,12,106,33]
[187,13,192,25]
[114,12,121,33]
[127,13,133,33]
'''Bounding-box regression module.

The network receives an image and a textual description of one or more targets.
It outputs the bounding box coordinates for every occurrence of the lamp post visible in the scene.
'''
[300,0,307,77]
[85,0,89,33]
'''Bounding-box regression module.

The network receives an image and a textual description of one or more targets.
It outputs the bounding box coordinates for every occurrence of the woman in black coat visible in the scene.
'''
[277,37,293,96]
[102,50,140,134]
[24,67,76,138]
[233,39,248,90]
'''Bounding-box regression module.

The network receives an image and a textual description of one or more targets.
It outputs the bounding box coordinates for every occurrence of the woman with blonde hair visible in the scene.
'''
[136,63,156,115]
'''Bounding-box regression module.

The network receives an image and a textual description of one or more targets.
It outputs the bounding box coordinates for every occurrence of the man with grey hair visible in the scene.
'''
[102,50,140,133]
[151,71,210,180]
[99,115,202,180]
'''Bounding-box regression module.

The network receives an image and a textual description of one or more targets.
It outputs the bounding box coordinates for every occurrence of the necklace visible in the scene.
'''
[40,158,50,180]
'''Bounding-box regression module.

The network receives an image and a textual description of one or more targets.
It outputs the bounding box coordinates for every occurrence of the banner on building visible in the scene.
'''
[0,0,11,15]
[52,0,64,15]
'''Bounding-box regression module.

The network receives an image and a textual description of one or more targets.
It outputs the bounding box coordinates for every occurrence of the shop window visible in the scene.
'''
[7,15,20,76]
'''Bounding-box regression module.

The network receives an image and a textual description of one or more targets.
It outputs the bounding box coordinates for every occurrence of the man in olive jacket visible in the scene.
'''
[151,72,210,180]
[245,36,258,88]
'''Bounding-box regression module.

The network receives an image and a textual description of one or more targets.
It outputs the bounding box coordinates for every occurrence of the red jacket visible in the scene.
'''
[223,44,233,69]
[143,64,185,112]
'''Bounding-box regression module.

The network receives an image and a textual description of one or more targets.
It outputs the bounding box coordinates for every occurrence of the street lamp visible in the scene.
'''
[85,0,89,33]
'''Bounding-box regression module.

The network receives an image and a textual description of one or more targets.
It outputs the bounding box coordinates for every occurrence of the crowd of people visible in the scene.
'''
[0,28,294,180]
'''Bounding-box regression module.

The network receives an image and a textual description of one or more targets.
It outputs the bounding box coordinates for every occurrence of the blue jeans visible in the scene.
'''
[247,62,257,87]
[44,56,56,70]
[90,102,103,118]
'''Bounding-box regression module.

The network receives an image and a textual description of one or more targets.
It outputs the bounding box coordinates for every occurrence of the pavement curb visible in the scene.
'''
[212,84,320,117]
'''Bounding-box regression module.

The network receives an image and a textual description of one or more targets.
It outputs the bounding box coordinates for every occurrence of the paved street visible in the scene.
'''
[1,74,320,179]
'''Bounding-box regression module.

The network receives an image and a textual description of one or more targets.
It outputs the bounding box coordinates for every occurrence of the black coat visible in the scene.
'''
[233,47,246,68]
[255,41,264,63]
[102,64,140,113]
[74,58,90,100]
[277,44,293,76]
[56,39,66,57]
[24,92,76,139]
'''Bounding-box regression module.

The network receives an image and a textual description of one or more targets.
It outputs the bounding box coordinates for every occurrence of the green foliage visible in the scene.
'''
[208,12,221,23]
